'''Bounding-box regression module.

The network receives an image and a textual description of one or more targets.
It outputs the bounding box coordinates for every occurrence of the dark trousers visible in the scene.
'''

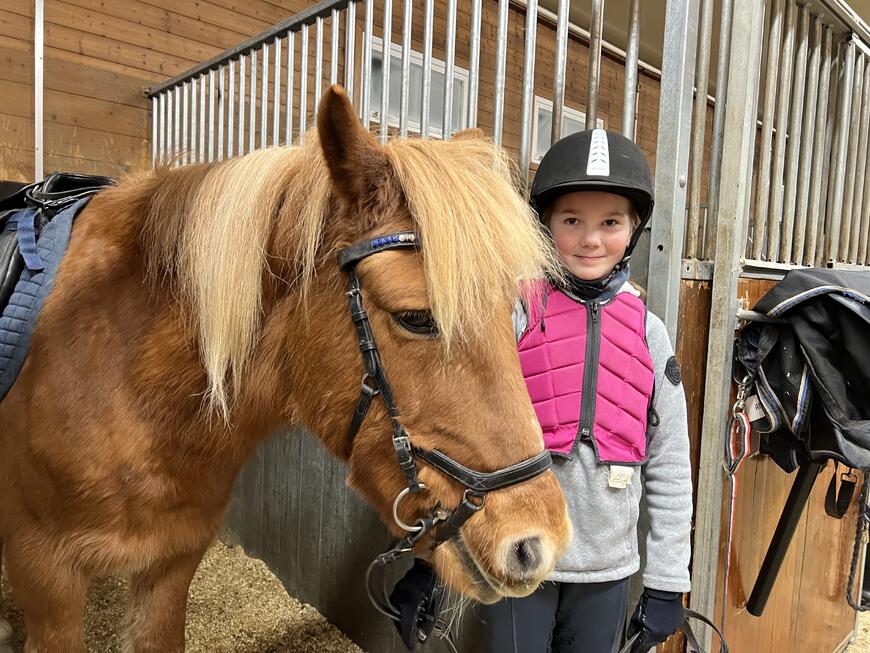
[480,578,630,653]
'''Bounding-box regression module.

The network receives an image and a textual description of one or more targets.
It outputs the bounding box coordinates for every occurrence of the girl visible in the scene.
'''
[481,129,693,653]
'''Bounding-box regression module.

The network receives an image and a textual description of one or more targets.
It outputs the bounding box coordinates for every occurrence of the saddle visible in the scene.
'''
[0,172,114,401]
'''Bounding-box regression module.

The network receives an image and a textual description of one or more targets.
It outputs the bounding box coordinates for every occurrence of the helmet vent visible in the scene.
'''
[585,129,610,177]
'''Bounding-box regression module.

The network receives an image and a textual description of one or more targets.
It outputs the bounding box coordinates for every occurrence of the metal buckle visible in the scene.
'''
[393,484,429,532]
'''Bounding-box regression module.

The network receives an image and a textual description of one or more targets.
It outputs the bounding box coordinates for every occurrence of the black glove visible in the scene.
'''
[627,588,684,653]
[388,558,445,651]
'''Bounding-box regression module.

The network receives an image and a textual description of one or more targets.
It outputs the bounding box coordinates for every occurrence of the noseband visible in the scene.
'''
[337,232,552,628]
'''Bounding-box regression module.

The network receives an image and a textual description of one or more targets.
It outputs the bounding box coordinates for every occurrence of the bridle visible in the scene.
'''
[337,231,553,632]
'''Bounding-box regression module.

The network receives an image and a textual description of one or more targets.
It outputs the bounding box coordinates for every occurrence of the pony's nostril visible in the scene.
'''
[511,536,542,575]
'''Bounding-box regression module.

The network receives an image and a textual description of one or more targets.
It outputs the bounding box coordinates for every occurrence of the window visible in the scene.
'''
[368,37,469,137]
[532,97,604,163]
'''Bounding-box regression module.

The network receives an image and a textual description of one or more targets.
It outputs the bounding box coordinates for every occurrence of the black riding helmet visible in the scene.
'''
[530,128,654,269]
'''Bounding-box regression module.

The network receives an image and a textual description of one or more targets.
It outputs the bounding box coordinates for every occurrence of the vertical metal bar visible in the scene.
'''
[331,9,340,86]
[849,60,870,263]
[199,75,206,160]
[686,0,715,258]
[159,92,166,165]
[399,0,412,137]
[752,0,784,260]
[468,0,482,128]
[493,0,509,147]
[174,86,181,164]
[218,67,226,161]
[182,81,189,165]
[623,0,642,139]
[190,77,198,163]
[421,0,434,138]
[518,0,539,183]
[792,16,822,265]
[820,43,843,265]
[380,0,392,144]
[362,1,374,127]
[301,25,309,135]
[780,3,809,262]
[286,33,295,145]
[262,43,270,149]
[238,54,247,156]
[766,0,797,261]
[249,50,258,153]
[703,0,735,260]
[228,62,235,158]
[552,0,570,142]
[274,37,282,147]
[345,3,356,102]
[166,88,173,163]
[208,69,216,162]
[690,3,765,647]
[34,0,43,180]
[646,0,700,340]
[804,27,833,266]
[586,0,605,129]
[826,40,856,263]
[152,96,159,167]
[315,16,324,110]
[443,0,457,139]
[839,53,865,260]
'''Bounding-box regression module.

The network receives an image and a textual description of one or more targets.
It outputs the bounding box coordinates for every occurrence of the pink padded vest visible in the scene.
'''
[517,284,654,463]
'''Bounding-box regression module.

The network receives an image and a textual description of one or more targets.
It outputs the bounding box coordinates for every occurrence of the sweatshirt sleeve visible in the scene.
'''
[641,312,693,593]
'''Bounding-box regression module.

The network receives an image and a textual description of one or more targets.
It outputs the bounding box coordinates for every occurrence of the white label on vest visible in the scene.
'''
[745,394,766,423]
[608,465,634,489]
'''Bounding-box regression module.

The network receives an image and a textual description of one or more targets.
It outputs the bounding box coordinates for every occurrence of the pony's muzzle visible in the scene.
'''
[505,536,544,578]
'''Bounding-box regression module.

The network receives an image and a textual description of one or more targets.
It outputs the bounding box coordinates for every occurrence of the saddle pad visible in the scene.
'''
[0,197,90,402]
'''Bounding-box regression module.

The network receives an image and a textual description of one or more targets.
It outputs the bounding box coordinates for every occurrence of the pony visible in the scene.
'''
[0,86,570,652]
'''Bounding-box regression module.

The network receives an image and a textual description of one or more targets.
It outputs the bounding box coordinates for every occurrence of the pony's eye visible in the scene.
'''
[394,310,439,336]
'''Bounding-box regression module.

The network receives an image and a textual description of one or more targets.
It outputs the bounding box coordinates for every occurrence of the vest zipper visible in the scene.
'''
[578,301,601,443]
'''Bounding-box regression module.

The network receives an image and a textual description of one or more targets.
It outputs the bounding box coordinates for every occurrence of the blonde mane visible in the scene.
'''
[142,134,557,416]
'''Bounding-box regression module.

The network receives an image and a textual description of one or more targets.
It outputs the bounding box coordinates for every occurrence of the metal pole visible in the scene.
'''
[228,63,235,158]
[208,69,216,162]
[622,0,642,139]
[586,0,605,129]
[493,0,509,147]
[399,0,412,137]
[780,4,809,262]
[274,37,282,147]
[182,81,189,165]
[199,74,206,160]
[468,0,483,129]
[174,85,181,163]
[380,0,392,144]
[34,0,43,180]
[826,40,856,263]
[156,94,163,166]
[191,76,198,163]
[331,9,339,86]
[249,51,257,153]
[315,16,324,111]
[804,27,833,266]
[838,53,865,260]
[690,2,766,646]
[443,0,457,139]
[518,0,539,185]
[238,54,246,155]
[421,0,434,138]
[552,0,570,142]
[819,42,842,266]
[686,0,714,259]
[301,25,309,135]
[645,0,700,342]
[260,42,269,148]
[849,61,870,263]
[286,33,295,145]
[345,3,356,103]
[361,0,374,126]
[218,68,226,160]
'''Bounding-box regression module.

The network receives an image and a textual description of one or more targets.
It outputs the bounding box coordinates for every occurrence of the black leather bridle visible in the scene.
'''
[337,231,552,628]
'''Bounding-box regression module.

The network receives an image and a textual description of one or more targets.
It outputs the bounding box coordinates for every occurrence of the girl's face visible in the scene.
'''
[547,191,634,281]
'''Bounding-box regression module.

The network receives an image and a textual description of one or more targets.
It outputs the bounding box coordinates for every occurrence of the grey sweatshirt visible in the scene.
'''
[514,284,693,593]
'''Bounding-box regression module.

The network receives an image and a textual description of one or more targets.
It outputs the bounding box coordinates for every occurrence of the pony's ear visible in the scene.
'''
[317,85,389,206]
[451,127,485,141]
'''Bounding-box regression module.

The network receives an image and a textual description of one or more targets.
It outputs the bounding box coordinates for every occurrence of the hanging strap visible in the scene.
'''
[617,608,729,653]
[845,473,870,612]
[825,463,858,519]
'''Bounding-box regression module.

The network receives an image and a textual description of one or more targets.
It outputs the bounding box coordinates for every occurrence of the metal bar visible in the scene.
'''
[792,16,822,265]
[689,2,765,647]
[174,86,181,163]
[751,0,784,260]
[380,0,392,144]
[804,27,833,266]
[315,16,324,111]
[228,63,235,158]
[159,92,166,165]
[838,52,865,260]
[518,0,539,183]
[552,0,570,142]
[780,3,809,262]
[344,3,356,102]
[493,0,510,147]
[199,75,206,160]
[166,88,173,163]
[34,0,43,180]
[286,33,295,145]
[849,60,870,263]
[443,0,457,139]
[361,0,374,127]
[218,67,226,160]
[208,69,216,162]
[685,0,715,259]
[826,40,856,263]
[421,0,434,138]
[148,0,354,96]
[586,0,605,129]
[262,43,270,149]
[182,81,189,165]
[766,0,797,261]
[331,9,339,85]
[468,0,482,128]
[191,77,199,163]
[399,0,412,137]
[238,54,247,155]
[301,25,309,135]
[646,0,700,340]
[273,37,282,147]
[152,96,159,167]
[249,50,257,153]
[622,0,641,139]
[819,42,843,266]
[703,0,734,260]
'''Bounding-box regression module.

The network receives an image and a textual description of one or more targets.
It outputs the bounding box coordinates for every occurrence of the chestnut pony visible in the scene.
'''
[0,86,570,652]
